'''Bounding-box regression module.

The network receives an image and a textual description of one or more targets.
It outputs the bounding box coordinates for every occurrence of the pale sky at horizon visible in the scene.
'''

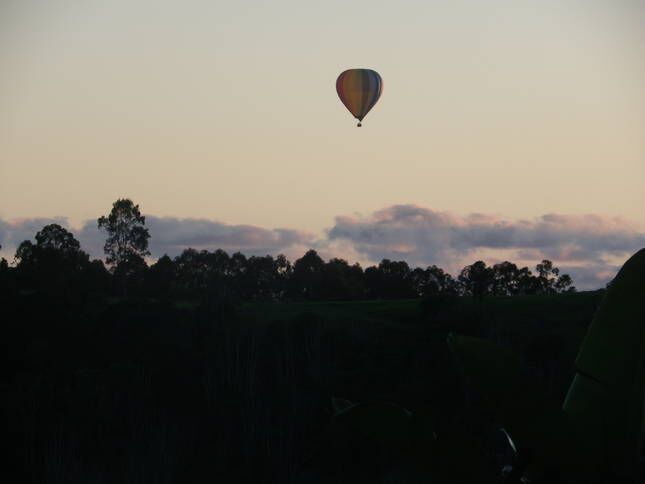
[1,1,644,287]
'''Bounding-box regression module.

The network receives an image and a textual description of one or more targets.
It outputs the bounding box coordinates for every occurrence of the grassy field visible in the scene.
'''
[242,292,600,365]
[5,291,605,483]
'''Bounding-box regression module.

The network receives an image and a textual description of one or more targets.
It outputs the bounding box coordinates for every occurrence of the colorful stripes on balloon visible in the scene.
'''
[336,69,383,124]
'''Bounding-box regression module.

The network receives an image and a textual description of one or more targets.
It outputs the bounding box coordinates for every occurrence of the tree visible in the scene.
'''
[145,254,176,300]
[377,259,414,298]
[240,255,283,301]
[458,261,494,299]
[0,244,7,271]
[13,224,93,300]
[274,254,292,299]
[15,224,87,270]
[409,267,429,297]
[174,248,212,296]
[411,265,459,297]
[113,252,148,296]
[363,265,383,299]
[554,273,576,293]
[83,259,111,296]
[14,240,35,265]
[534,259,574,294]
[516,266,539,295]
[98,199,150,268]
[229,252,248,280]
[535,259,559,294]
[320,258,365,300]
[0,243,10,290]
[0,245,15,299]
[35,224,80,253]
[491,261,521,296]
[290,250,325,299]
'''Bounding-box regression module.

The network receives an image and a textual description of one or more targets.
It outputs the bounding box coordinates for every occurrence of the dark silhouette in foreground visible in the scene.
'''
[11,199,641,484]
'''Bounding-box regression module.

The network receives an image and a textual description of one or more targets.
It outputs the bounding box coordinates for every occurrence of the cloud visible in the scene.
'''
[0,217,70,260]
[1,216,315,262]
[79,216,316,259]
[559,263,621,291]
[327,204,645,288]
[1,205,643,289]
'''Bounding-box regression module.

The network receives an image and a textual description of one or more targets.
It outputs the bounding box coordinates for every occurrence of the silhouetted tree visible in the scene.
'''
[14,240,35,265]
[241,255,280,300]
[0,244,12,299]
[15,224,87,269]
[534,260,574,294]
[492,261,521,296]
[274,253,292,299]
[229,251,248,279]
[290,250,325,299]
[320,258,365,300]
[98,199,150,296]
[554,273,575,293]
[459,261,494,299]
[206,248,234,297]
[411,265,458,296]
[435,269,460,296]
[13,224,94,301]
[364,259,414,299]
[409,267,427,297]
[174,248,216,297]
[35,223,81,253]
[535,259,558,294]
[98,199,150,268]
[379,259,413,296]
[515,266,539,295]
[113,252,148,297]
[145,254,177,300]
[0,252,7,273]
[363,265,383,299]
[84,259,111,296]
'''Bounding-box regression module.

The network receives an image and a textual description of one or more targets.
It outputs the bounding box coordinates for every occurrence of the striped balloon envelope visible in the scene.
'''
[336,69,383,127]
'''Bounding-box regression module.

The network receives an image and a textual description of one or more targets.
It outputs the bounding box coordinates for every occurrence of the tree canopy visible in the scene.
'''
[97,199,150,268]
[2,199,579,302]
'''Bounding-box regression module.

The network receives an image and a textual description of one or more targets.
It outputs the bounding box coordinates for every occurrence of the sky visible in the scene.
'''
[1,0,644,288]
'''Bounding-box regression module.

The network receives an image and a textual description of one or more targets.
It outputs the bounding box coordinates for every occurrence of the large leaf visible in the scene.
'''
[563,248,645,481]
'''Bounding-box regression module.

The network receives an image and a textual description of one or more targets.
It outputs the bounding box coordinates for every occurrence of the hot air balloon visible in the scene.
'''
[336,69,383,127]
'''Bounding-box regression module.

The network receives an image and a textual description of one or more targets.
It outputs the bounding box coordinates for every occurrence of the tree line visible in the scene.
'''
[0,198,575,303]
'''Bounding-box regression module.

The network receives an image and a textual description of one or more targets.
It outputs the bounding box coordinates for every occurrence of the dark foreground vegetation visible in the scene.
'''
[3,199,643,483]
[4,289,604,483]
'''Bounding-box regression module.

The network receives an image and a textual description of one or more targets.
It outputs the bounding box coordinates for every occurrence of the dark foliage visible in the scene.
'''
[98,199,151,268]
[0,201,592,484]
[1,198,577,304]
